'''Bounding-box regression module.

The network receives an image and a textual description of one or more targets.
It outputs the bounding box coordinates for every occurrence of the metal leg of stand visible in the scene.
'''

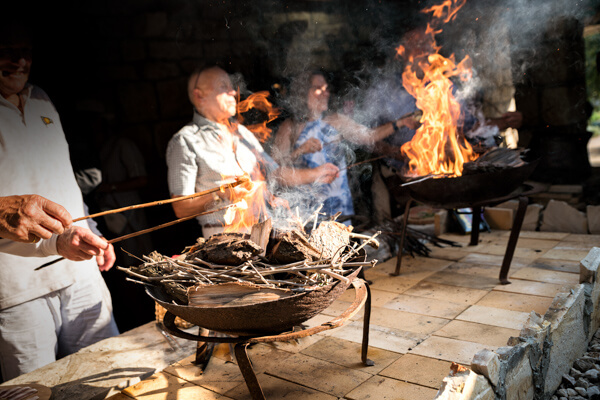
[393,199,413,276]
[235,342,266,400]
[470,206,481,246]
[361,281,374,366]
[499,196,528,285]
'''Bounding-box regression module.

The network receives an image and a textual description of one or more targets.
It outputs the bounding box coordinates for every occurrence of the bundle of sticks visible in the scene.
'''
[119,211,380,306]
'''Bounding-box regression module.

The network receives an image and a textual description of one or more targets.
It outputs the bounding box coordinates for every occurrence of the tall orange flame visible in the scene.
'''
[237,91,281,143]
[398,0,477,178]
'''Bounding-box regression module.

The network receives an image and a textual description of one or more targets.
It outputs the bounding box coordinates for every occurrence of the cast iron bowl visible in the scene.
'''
[146,267,362,336]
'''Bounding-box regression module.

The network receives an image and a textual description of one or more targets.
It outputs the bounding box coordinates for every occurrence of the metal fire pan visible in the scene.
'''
[146,267,362,336]
[402,159,539,207]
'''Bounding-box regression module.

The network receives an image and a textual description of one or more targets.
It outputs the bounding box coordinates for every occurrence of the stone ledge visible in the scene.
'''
[435,247,600,400]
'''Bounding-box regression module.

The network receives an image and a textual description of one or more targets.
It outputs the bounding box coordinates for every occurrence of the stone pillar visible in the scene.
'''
[511,16,591,183]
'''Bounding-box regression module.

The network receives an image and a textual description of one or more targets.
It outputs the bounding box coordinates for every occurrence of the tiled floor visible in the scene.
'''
[108,230,594,400]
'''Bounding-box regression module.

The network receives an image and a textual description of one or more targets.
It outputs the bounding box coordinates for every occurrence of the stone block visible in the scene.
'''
[580,248,600,337]
[503,344,535,400]
[147,41,182,60]
[587,205,600,234]
[484,207,513,230]
[543,285,588,395]
[579,247,600,284]
[471,349,501,387]
[156,79,189,119]
[519,311,550,348]
[133,12,168,37]
[435,366,495,400]
[540,200,588,234]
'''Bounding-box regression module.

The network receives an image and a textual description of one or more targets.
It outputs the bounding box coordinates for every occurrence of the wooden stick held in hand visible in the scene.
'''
[73,174,250,222]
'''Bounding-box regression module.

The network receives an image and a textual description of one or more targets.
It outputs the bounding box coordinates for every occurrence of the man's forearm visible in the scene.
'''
[170,195,215,218]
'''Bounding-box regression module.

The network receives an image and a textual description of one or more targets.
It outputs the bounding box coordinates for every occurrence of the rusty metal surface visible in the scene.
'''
[147,267,362,336]
[402,159,539,207]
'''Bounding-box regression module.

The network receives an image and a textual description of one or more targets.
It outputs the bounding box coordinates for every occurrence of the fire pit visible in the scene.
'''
[403,157,539,207]
[394,155,542,283]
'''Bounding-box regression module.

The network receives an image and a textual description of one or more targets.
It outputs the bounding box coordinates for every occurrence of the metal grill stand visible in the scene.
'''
[393,183,542,284]
[161,278,372,400]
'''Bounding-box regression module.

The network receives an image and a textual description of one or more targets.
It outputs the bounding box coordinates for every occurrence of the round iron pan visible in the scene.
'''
[146,267,362,336]
[403,159,539,207]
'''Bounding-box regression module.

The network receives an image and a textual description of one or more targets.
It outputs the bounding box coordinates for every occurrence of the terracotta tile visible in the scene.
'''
[264,353,372,397]
[409,336,491,365]
[433,320,520,347]
[403,281,489,305]
[374,256,452,279]
[455,305,530,330]
[363,270,421,294]
[493,279,572,298]
[527,258,580,274]
[379,354,452,389]
[424,270,499,290]
[382,294,468,319]
[122,372,224,400]
[338,287,399,308]
[476,291,554,315]
[345,375,439,400]
[301,336,401,374]
[510,267,580,285]
[323,321,424,354]
[163,354,243,394]
[224,373,337,400]
[541,248,591,262]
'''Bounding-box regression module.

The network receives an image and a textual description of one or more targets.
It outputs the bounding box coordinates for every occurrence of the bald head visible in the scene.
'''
[188,66,237,124]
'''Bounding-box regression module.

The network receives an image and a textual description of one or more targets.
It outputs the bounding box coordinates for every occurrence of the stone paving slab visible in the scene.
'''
[409,336,492,365]
[475,291,554,314]
[224,374,337,400]
[433,320,519,347]
[300,336,401,374]
[403,281,489,305]
[345,375,439,400]
[510,266,580,285]
[493,279,573,297]
[455,304,531,330]
[379,354,453,389]
[382,293,469,319]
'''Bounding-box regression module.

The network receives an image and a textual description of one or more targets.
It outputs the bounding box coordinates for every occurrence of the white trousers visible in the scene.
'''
[0,270,119,381]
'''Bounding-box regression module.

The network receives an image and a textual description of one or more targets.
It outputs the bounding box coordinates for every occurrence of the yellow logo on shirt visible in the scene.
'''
[41,116,53,125]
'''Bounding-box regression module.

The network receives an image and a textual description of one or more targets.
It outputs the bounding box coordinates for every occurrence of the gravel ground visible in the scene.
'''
[552,328,600,400]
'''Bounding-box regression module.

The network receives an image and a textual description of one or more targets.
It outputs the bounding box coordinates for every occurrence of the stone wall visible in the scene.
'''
[434,247,600,400]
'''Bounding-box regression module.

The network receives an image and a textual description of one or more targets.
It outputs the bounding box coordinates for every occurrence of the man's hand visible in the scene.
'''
[314,163,340,184]
[57,226,109,262]
[96,242,116,272]
[0,195,72,243]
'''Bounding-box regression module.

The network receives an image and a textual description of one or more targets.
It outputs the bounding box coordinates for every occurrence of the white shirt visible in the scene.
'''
[0,84,98,310]
[166,112,277,227]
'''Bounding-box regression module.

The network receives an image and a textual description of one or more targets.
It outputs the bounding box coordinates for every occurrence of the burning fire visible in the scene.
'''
[220,171,278,233]
[237,91,281,143]
[399,0,478,178]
